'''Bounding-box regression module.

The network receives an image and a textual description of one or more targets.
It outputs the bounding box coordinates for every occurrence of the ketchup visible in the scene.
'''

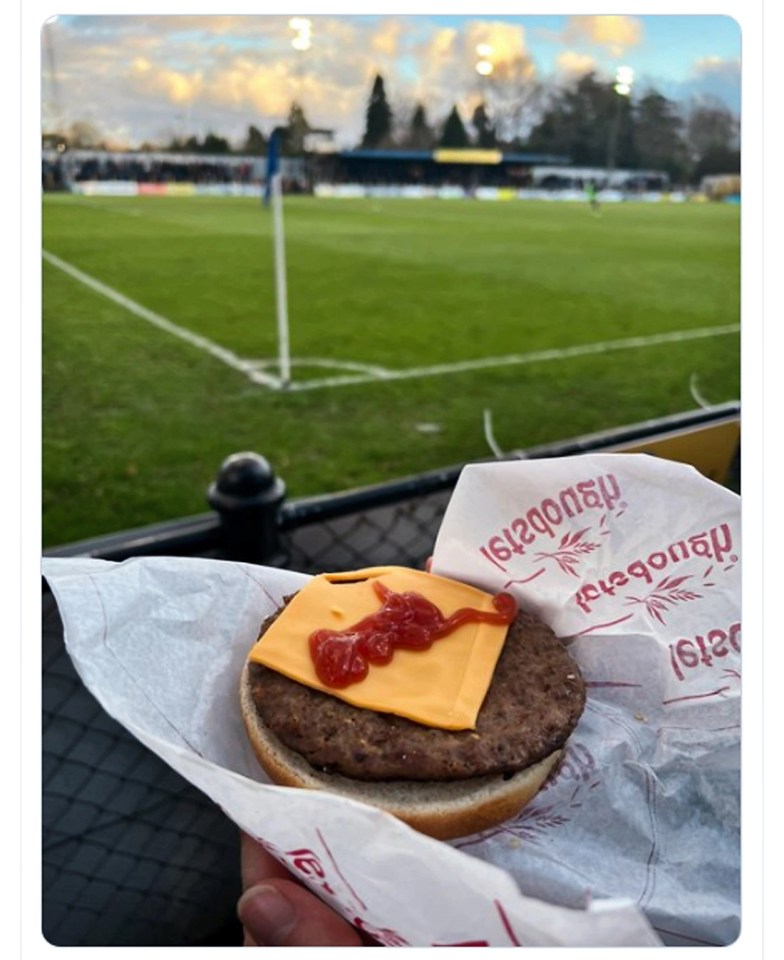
[309,580,517,689]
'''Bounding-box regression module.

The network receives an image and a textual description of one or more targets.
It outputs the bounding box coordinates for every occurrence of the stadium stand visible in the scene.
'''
[43,146,681,203]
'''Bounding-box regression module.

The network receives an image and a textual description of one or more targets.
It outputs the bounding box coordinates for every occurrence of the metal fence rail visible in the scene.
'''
[43,401,740,570]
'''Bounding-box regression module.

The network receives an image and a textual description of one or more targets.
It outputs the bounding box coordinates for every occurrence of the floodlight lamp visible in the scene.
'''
[616,65,634,85]
[614,82,631,96]
[476,43,493,57]
[289,16,312,51]
[476,60,493,76]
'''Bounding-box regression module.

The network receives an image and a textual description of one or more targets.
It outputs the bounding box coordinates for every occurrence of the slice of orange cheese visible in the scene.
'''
[246,566,511,730]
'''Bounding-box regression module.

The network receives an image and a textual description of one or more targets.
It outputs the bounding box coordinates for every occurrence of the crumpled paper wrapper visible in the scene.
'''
[41,453,740,946]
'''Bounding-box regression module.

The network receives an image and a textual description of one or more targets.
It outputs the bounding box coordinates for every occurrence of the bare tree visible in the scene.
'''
[684,96,740,161]
[67,120,104,149]
[484,54,544,147]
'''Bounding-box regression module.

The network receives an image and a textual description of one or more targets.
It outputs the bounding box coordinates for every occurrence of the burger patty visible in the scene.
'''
[246,606,586,782]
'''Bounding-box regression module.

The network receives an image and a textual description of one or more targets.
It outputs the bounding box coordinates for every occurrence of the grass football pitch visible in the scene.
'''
[42,194,740,548]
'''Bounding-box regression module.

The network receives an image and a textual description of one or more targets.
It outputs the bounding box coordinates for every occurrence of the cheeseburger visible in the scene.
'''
[240,566,585,840]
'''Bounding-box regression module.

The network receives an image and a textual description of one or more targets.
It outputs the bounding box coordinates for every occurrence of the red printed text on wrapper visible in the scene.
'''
[478,472,623,575]
[456,740,600,851]
[569,522,740,691]
[667,620,740,688]
[574,523,736,616]
[254,830,528,946]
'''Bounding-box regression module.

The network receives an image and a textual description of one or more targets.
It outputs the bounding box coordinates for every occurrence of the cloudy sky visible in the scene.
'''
[39,11,742,151]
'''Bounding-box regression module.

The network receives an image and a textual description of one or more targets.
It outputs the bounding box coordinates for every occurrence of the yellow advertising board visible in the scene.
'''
[433,149,503,165]
[164,183,197,197]
[608,416,740,485]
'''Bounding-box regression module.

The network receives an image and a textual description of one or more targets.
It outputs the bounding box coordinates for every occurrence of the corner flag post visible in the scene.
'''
[265,130,292,388]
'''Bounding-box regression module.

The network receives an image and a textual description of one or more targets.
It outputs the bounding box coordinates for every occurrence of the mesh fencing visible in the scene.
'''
[42,592,244,946]
[41,485,452,945]
[281,487,452,574]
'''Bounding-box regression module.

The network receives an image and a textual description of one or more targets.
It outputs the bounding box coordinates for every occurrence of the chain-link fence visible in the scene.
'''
[281,485,453,574]
[43,592,245,946]
[42,478,456,945]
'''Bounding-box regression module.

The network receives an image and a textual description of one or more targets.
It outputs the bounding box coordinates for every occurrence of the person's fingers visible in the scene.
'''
[237,878,364,947]
[240,832,294,945]
[239,832,370,946]
[240,831,291,889]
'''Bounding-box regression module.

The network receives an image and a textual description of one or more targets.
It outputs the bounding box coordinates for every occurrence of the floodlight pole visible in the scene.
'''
[271,171,291,388]
[606,66,634,180]
[606,94,622,175]
[475,44,494,116]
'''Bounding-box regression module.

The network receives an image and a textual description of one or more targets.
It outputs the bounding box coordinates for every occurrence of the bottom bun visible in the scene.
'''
[240,662,561,841]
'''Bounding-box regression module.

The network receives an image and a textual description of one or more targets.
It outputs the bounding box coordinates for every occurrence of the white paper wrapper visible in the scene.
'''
[42,453,739,946]
[431,454,740,946]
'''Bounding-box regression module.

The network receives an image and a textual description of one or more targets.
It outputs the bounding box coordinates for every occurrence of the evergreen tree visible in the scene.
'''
[405,102,435,150]
[634,91,689,181]
[525,72,634,167]
[282,101,310,155]
[243,124,267,155]
[439,105,470,148]
[202,132,230,154]
[565,73,617,166]
[361,74,393,148]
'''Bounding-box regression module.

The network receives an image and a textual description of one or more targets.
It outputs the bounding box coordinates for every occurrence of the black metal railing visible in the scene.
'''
[43,401,740,573]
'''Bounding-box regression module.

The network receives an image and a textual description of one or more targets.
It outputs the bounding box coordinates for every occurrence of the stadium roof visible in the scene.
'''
[42,146,573,168]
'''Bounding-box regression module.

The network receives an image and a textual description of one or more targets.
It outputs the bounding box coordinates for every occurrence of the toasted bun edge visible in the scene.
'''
[240,661,560,840]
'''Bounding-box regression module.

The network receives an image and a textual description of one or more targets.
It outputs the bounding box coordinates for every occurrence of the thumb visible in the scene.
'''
[237,879,364,947]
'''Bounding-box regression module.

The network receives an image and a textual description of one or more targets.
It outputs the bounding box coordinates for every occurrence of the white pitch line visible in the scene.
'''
[284,324,741,392]
[44,248,739,395]
[251,357,394,376]
[42,249,283,389]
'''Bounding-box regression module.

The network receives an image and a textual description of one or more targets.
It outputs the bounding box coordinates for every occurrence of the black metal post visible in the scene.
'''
[207,452,288,566]
[606,90,622,176]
